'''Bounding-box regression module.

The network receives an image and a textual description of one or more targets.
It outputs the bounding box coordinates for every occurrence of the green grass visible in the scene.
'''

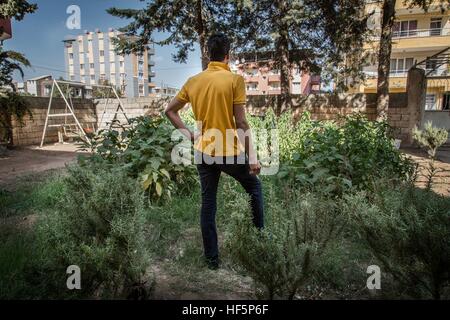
[0,224,38,299]
[0,170,66,218]
[0,167,413,300]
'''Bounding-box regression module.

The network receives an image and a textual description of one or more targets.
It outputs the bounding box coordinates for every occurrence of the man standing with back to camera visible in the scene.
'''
[165,33,264,270]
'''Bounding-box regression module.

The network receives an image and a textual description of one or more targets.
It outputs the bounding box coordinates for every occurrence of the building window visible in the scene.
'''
[91,75,95,81]
[390,58,414,76]
[138,72,144,80]
[80,64,84,70]
[393,20,417,37]
[269,82,280,90]
[100,50,105,57]
[292,81,301,93]
[246,83,258,91]
[426,59,438,75]
[90,63,95,69]
[425,94,437,110]
[430,18,442,36]
[70,75,75,81]
[443,92,450,110]
[269,69,280,75]
[69,53,74,59]
[120,61,125,68]
[139,84,144,95]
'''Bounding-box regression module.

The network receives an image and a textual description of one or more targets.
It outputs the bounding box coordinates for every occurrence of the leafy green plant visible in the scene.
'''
[413,122,448,190]
[79,116,197,201]
[225,186,345,299]
[0,90,32,145]
[277,113,414,194]
[344,184,450,299]
[35,166,152,298]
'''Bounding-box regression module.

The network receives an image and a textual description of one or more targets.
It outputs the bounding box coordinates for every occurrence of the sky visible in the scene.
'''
[4,0,202,88]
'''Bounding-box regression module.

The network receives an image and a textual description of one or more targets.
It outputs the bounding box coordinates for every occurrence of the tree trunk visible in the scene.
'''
[376,0,396,121]
[195,0,209,70]
[274,0,291,116]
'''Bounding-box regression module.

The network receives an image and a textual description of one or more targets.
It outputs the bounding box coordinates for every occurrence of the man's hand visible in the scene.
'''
[249,162,261,175]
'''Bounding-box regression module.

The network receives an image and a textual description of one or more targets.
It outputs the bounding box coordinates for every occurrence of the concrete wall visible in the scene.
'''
[94,96,168,130]
[423,110,450,143]
[7,93,415,146]
[11,96,96,146]
[246,93,412,142]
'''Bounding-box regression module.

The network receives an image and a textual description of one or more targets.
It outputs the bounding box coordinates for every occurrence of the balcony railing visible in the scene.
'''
[363,66,449,78]
[389,70,409,77]
[392,28,449,39]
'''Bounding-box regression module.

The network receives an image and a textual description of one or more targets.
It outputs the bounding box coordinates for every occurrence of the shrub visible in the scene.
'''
[413,122,448,190]
[80,115,197,201]
[344,184,450,299]
[225,186,345,299]
[277,113,414,193]
[36,166,152,298]
[413,122,448,159]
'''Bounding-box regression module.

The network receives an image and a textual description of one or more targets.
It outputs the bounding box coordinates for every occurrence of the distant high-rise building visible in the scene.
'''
[63,29,156,98]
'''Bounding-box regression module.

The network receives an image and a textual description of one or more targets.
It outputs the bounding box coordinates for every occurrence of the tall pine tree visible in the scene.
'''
[231,0,371,114]
[107,0,229,71]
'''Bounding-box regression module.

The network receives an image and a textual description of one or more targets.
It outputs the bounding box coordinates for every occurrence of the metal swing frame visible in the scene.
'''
[39,79,129,148]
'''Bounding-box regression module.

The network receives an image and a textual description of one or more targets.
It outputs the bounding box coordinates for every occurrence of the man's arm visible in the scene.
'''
[164,98,195,142]
[233,104,261,175]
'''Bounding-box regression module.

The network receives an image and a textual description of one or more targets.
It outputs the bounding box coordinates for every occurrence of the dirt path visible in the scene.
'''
[0,143,88,190]
[402,146,450,196]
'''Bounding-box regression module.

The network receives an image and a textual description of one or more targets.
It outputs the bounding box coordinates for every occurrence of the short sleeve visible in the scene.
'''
[176,82,190,103]
[233,76,246,105]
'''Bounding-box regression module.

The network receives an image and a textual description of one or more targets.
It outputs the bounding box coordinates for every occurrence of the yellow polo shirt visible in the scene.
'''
[176,61,246,156]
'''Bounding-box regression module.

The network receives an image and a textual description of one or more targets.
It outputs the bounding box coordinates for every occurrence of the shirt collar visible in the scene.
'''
[207,61,230,72]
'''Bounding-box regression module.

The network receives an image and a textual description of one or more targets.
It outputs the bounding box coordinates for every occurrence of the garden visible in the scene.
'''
[1,109,449,300]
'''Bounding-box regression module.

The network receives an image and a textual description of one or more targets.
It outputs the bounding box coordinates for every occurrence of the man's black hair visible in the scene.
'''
[207,34,231,62]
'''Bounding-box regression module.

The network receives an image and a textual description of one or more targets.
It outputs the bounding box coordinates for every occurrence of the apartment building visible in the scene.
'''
[15,75,53,96]
[230,51,321,96]
[63,29,156,98]
[152,84,179,98]
[359,1,450,110]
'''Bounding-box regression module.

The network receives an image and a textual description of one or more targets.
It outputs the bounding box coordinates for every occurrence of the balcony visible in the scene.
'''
[392,28,449,39]
[149,71,156,78]
[392,28,450,51]
[268,88,281,95]
[389,70,409,78]
[147,47,155,55]
[244,75,260,83]
[148,60,155,67]
[268,74,280,82]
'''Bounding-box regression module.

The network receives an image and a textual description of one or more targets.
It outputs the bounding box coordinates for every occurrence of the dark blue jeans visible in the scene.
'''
[196,153,264,261]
